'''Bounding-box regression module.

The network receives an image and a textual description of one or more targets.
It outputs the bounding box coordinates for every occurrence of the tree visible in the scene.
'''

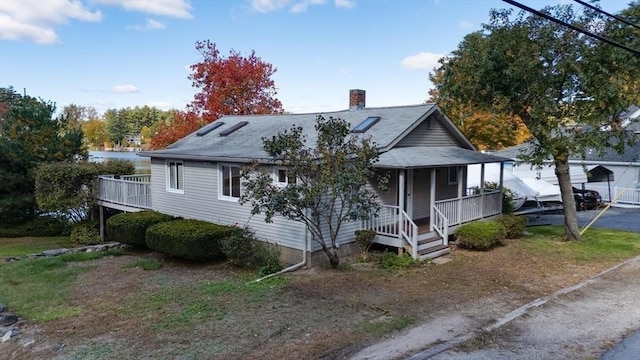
[431,3,639,241]
[0,87,85,223]
[104,108,128,147]
[83,119,108,149]
[241,115,387,268]
[150,40,283,149]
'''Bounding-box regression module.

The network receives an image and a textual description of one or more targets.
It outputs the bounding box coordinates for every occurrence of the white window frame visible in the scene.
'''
[448,166,458,185]
[166,160,184,194]
[219,163,242,201]
[273,167,292,187]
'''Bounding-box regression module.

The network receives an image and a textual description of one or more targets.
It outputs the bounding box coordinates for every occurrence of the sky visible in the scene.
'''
[0,0,634,116]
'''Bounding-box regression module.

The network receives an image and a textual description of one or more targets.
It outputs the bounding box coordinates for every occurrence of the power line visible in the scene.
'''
[502,0,640,56]
[572,0,640,31]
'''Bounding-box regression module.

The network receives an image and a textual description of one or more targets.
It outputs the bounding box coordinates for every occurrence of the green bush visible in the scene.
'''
[146,219,235,261]
[454,220,506,250]
[377,251,418,269]
[354,229,376,255]
[0,215,71,238]
[70,222,102,245]
[106,211,175,247]
[495,214,527,239]
[220,226,283,275]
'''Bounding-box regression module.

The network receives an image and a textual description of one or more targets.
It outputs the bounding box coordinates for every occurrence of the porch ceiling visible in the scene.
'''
[375,147,509,169]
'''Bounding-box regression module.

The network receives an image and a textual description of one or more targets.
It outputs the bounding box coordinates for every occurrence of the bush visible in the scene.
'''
[70,222,102,245]
[221,226,283,275]
[354,229,376,255]
[0,215,71,238]
[377,251,419,270]
[454,220,506,250]
[106,211,176,247]
[146,219,236,261]
[495,214,527,239]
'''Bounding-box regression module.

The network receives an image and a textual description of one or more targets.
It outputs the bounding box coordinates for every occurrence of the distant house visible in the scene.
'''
[98,90,508,265]
[494,106,640,207]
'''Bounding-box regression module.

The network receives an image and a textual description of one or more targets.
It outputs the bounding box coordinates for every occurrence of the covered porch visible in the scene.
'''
[362,147,508,260]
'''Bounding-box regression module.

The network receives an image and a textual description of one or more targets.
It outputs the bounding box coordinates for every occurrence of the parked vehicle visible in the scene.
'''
[573,187,602,210]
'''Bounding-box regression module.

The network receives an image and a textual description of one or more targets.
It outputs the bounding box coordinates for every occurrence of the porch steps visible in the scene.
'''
[416,231,450,260]
[419,244,450,260]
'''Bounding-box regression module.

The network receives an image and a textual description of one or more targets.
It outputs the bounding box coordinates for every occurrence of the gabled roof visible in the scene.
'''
[141,104,481,164]
[493,139,640,164]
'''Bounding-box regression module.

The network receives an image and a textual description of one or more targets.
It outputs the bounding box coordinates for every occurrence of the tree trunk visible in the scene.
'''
[326,247,340,268]
[554,158,581,241]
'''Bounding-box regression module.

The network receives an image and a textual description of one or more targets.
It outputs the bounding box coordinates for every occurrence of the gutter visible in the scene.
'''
[253,219,309,283]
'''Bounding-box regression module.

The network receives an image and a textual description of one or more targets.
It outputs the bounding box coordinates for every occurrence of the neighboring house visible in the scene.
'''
[493,106,640,207]
[98,90,508,265]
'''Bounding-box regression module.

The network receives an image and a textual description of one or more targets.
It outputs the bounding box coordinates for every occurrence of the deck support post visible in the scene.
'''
[99,205,105,242]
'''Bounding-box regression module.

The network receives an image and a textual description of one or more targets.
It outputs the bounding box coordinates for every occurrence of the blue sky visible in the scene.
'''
[0,0,633,115]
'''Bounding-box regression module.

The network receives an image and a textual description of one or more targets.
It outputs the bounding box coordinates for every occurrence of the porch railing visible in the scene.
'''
[97,174,152,209]
[363,205,418,257]
[582,185,640,206]
[432,205,448,246]
[434,190,502,227]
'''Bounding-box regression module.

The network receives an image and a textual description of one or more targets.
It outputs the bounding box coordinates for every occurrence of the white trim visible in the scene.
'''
[273,166,291,187]
[165,160,184,194]
[218,163,242,202]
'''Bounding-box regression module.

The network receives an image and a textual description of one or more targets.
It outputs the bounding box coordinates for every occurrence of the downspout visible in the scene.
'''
[253,215,309,283]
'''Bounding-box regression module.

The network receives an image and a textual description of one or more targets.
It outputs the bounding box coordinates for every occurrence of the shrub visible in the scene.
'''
[354,229,376,255]
[0,215,71,238]
[70,222,102,245]
[106,211,175,247]
[495,214,527,239]
[377,251,418,270]
[221,226,283,275]
[454,220,506,250]
[146,219,236,261]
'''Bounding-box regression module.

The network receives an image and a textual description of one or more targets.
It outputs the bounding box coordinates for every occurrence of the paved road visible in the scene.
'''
[601,328,640,360]
[526,206,640,233]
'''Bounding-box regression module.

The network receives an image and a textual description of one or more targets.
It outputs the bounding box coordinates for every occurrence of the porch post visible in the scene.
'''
[430,168,436,231]
[398,169,405,241]
[480,164,485,217]
[457,166,463,224]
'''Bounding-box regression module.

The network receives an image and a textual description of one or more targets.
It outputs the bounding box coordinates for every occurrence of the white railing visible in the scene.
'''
[432,206,448,246]
[97,175,151,209]
[435,190,502,226]
[582,185,640,206]
[362,205,418,258]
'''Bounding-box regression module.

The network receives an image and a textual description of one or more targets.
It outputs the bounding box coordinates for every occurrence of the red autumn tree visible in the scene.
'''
[150,40,283,149]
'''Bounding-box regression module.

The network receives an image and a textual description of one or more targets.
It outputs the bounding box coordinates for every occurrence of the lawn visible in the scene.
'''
[0,236,74,257]
[1,226,639,360]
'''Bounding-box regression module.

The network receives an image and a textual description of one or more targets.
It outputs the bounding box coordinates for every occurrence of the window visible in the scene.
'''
[274,167,292,187]
[220,164,241,200]
[448,166,458,185]
[196,121,225,136]
[166,160,184,193]
[351,116,380,133]
[220,121,248,136]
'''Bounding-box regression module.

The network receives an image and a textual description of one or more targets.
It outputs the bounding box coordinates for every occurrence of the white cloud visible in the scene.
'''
[401,52,445,70]
[0,0,101,44]
[111,84,139,93]
[459,20,473,29]
[334,0,355,9]
[91,0,192,18]
[250,0,352,13]
[127,18,166,31]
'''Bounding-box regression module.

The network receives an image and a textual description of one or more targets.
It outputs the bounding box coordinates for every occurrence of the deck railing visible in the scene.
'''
[434,190,502,227]
[362,205,418,257]
[582,185,640,206]
[97,175,151,209]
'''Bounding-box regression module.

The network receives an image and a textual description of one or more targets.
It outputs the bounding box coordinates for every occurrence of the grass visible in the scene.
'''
[361,315,415,338]
[0,248,124,322]
[0,236,74,257]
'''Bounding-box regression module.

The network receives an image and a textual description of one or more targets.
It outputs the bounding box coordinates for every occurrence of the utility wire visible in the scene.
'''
[502,0,640,56]
[572,0,640,31]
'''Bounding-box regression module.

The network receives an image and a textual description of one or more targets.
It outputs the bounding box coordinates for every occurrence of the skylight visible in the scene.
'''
[196,122,225,136]
[219,121,249,136]
[351,116,380,133]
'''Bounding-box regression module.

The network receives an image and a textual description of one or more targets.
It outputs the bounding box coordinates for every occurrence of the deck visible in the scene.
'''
[97,174,151,212]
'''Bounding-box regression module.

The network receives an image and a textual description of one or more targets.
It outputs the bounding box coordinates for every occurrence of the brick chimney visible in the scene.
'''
[349,89,365,110]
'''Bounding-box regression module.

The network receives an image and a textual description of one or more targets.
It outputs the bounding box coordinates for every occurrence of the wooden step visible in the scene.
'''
[417,231,440,243]
[419,244,450,260]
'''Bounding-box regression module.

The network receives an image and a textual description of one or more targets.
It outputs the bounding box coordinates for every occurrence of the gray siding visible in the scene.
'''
[371,169,397,206]
[150,158,307,250]
[412,168,431,219]
[396,113,461,148]
[435,166,464,200]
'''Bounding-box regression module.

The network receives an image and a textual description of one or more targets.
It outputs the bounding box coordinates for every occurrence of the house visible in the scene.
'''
[98,90,508,265]
[493,106,640,207]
